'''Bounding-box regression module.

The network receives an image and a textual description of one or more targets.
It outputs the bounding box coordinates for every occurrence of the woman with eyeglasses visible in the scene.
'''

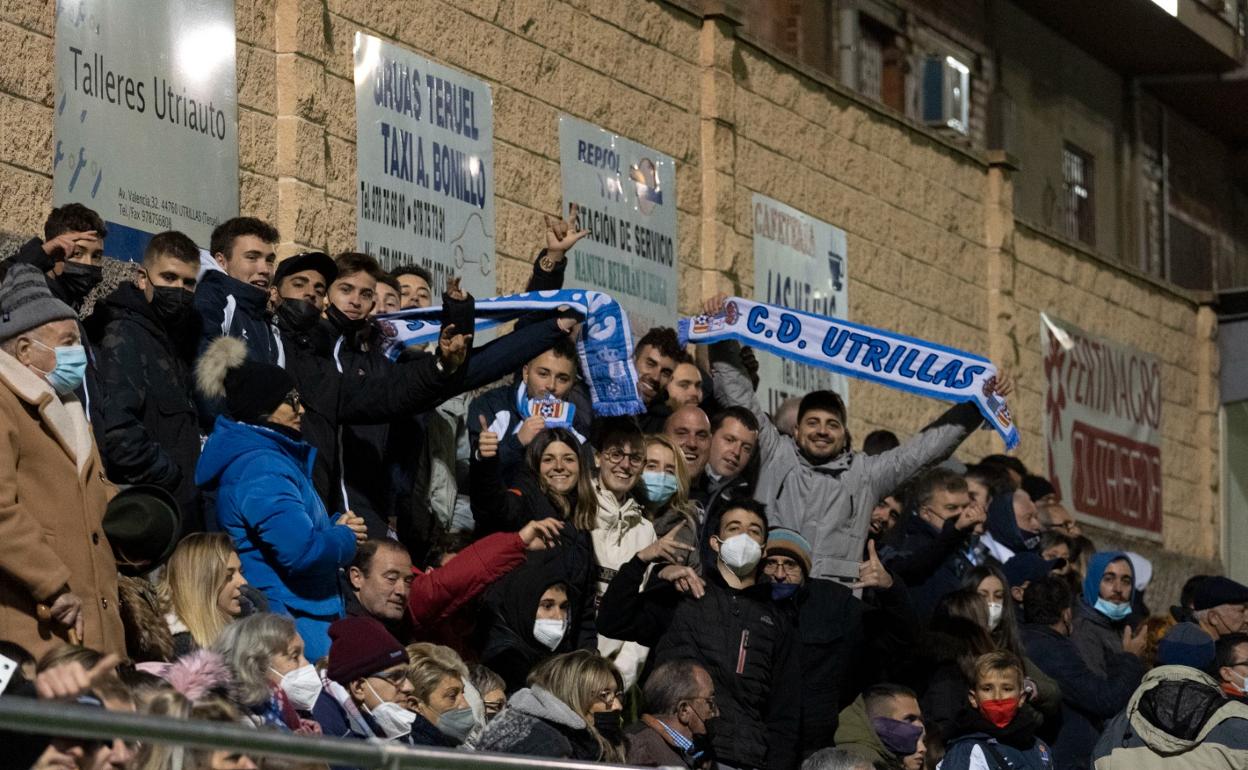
[473,650,626,762]
[586,417,659,691]
[195,336,368,661]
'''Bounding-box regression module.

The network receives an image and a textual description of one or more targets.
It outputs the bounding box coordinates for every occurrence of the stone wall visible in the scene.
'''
[0,0,1222,580]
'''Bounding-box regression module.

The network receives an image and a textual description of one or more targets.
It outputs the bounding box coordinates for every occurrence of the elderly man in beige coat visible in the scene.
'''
[0,263,123,659]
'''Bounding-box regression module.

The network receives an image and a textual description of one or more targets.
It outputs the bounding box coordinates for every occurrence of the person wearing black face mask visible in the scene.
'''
[761,528,920,759]
[269,251,337,347]
[626,660,719,769]
[95,231,205,532]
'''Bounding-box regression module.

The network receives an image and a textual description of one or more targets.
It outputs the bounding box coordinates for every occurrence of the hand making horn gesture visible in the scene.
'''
[544,203,590,261]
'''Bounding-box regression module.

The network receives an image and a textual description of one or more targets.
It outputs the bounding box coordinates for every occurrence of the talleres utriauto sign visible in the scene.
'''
[53,0,239,259]
[1041,315,1163,538]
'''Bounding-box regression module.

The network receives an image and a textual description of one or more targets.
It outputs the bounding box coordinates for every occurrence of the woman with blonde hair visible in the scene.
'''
[640,433,701,572]
[131,690,192,770]
[474,649,624,761]
[158,533,249,655]
[403,642,476,746]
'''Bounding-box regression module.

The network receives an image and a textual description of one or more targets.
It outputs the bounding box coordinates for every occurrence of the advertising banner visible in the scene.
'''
[354,32,495,299]
[1041,315,1164,538]
[558,115,677,334]
[752,194,849,417]
[53,0,239,259]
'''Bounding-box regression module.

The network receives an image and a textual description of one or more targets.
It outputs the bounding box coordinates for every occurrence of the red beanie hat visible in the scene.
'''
[326,617,407,685]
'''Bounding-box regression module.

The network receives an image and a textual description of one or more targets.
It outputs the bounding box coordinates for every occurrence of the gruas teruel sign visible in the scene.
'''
[1041,315,1163,538]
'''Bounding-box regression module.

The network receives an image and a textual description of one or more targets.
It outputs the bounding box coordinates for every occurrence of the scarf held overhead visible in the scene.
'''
[374,289,644,417]
[679,297,1019,449]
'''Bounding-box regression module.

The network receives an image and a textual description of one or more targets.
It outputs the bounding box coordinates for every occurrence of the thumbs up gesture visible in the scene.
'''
[478,415,500,459]
[851,540,893,591]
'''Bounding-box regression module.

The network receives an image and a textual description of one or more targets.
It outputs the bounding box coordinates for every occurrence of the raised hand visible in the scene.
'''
[993,369,1016,398]
[437,323,471,372]
[478,415,501,458]
[520,517,564,550]
[544,203,589,259]
[445,275,466,301]
[850,540,894,591]
[34,653,121,700]
[637,521,694,564]
[516,414,547,447]
[702,293,730,317]
[658,564,706,599]
[42,230,97,260]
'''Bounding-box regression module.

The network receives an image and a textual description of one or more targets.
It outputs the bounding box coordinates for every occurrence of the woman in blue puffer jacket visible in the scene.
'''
[194,336,366,660]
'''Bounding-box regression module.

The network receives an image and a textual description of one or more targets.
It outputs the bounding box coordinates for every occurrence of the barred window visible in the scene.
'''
[1062,144,1095,246]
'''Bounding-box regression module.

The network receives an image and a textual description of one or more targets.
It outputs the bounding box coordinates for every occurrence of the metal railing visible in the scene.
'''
[0,697,639,770]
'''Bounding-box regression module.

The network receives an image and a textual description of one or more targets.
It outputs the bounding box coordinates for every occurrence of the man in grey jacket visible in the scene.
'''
[704,296,1013,585]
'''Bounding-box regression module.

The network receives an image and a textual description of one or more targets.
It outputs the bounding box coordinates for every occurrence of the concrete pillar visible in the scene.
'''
[274,0,329,257]
[696,5,742,306]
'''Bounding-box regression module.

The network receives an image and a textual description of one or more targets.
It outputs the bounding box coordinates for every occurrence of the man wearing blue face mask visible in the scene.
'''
[761,528,919,759]
[1071,552,1147,679]
[0,264,125,660]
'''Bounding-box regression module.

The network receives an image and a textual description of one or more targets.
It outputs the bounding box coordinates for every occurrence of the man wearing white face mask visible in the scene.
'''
[598,500,801,770]
[0,263,124,659]
[325,616,418,742]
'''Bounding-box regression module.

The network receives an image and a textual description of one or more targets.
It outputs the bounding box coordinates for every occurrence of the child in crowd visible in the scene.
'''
[939,651,1053,770]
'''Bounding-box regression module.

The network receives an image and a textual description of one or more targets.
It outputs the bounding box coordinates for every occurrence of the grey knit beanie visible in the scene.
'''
[0,263,77,342]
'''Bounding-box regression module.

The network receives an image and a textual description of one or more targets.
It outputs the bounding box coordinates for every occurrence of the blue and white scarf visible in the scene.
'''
[374,289,644,417]
[679,297,1020,449]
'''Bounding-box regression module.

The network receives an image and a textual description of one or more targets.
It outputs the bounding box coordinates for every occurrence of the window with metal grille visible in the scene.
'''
[1062,144,1095,246]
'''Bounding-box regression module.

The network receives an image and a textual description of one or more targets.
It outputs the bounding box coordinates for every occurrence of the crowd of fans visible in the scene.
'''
[1,202,1246,770]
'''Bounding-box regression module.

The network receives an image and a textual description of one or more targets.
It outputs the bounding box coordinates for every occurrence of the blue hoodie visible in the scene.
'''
[195,416,356,621]
[986,492,1040,554]
[1082,551,1133,608]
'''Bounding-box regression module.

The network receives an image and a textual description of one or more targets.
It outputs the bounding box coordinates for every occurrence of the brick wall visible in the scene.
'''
[0,1,1222,580]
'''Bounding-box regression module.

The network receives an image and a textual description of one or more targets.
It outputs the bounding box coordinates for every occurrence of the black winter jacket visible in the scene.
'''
[194,268,277,362]
[320,314,574,535]
[478,544,593,693]
[265,318,467,515]
[779,574,919,757]
[94,283,203,530]
[598,556,801,770]
[880,514,980,619]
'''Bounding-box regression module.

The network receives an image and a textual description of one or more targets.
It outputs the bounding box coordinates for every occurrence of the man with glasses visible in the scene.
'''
[762,528,917,758]
[1214,633,1248,702]
[1037,500,1082,538]
[95,230,205,531]
[879,468,988,619]
[627,659,719,769]
[325,616,420,742]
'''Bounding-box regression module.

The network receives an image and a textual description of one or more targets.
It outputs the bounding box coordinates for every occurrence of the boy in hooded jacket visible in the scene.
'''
[940,651,1053,770]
